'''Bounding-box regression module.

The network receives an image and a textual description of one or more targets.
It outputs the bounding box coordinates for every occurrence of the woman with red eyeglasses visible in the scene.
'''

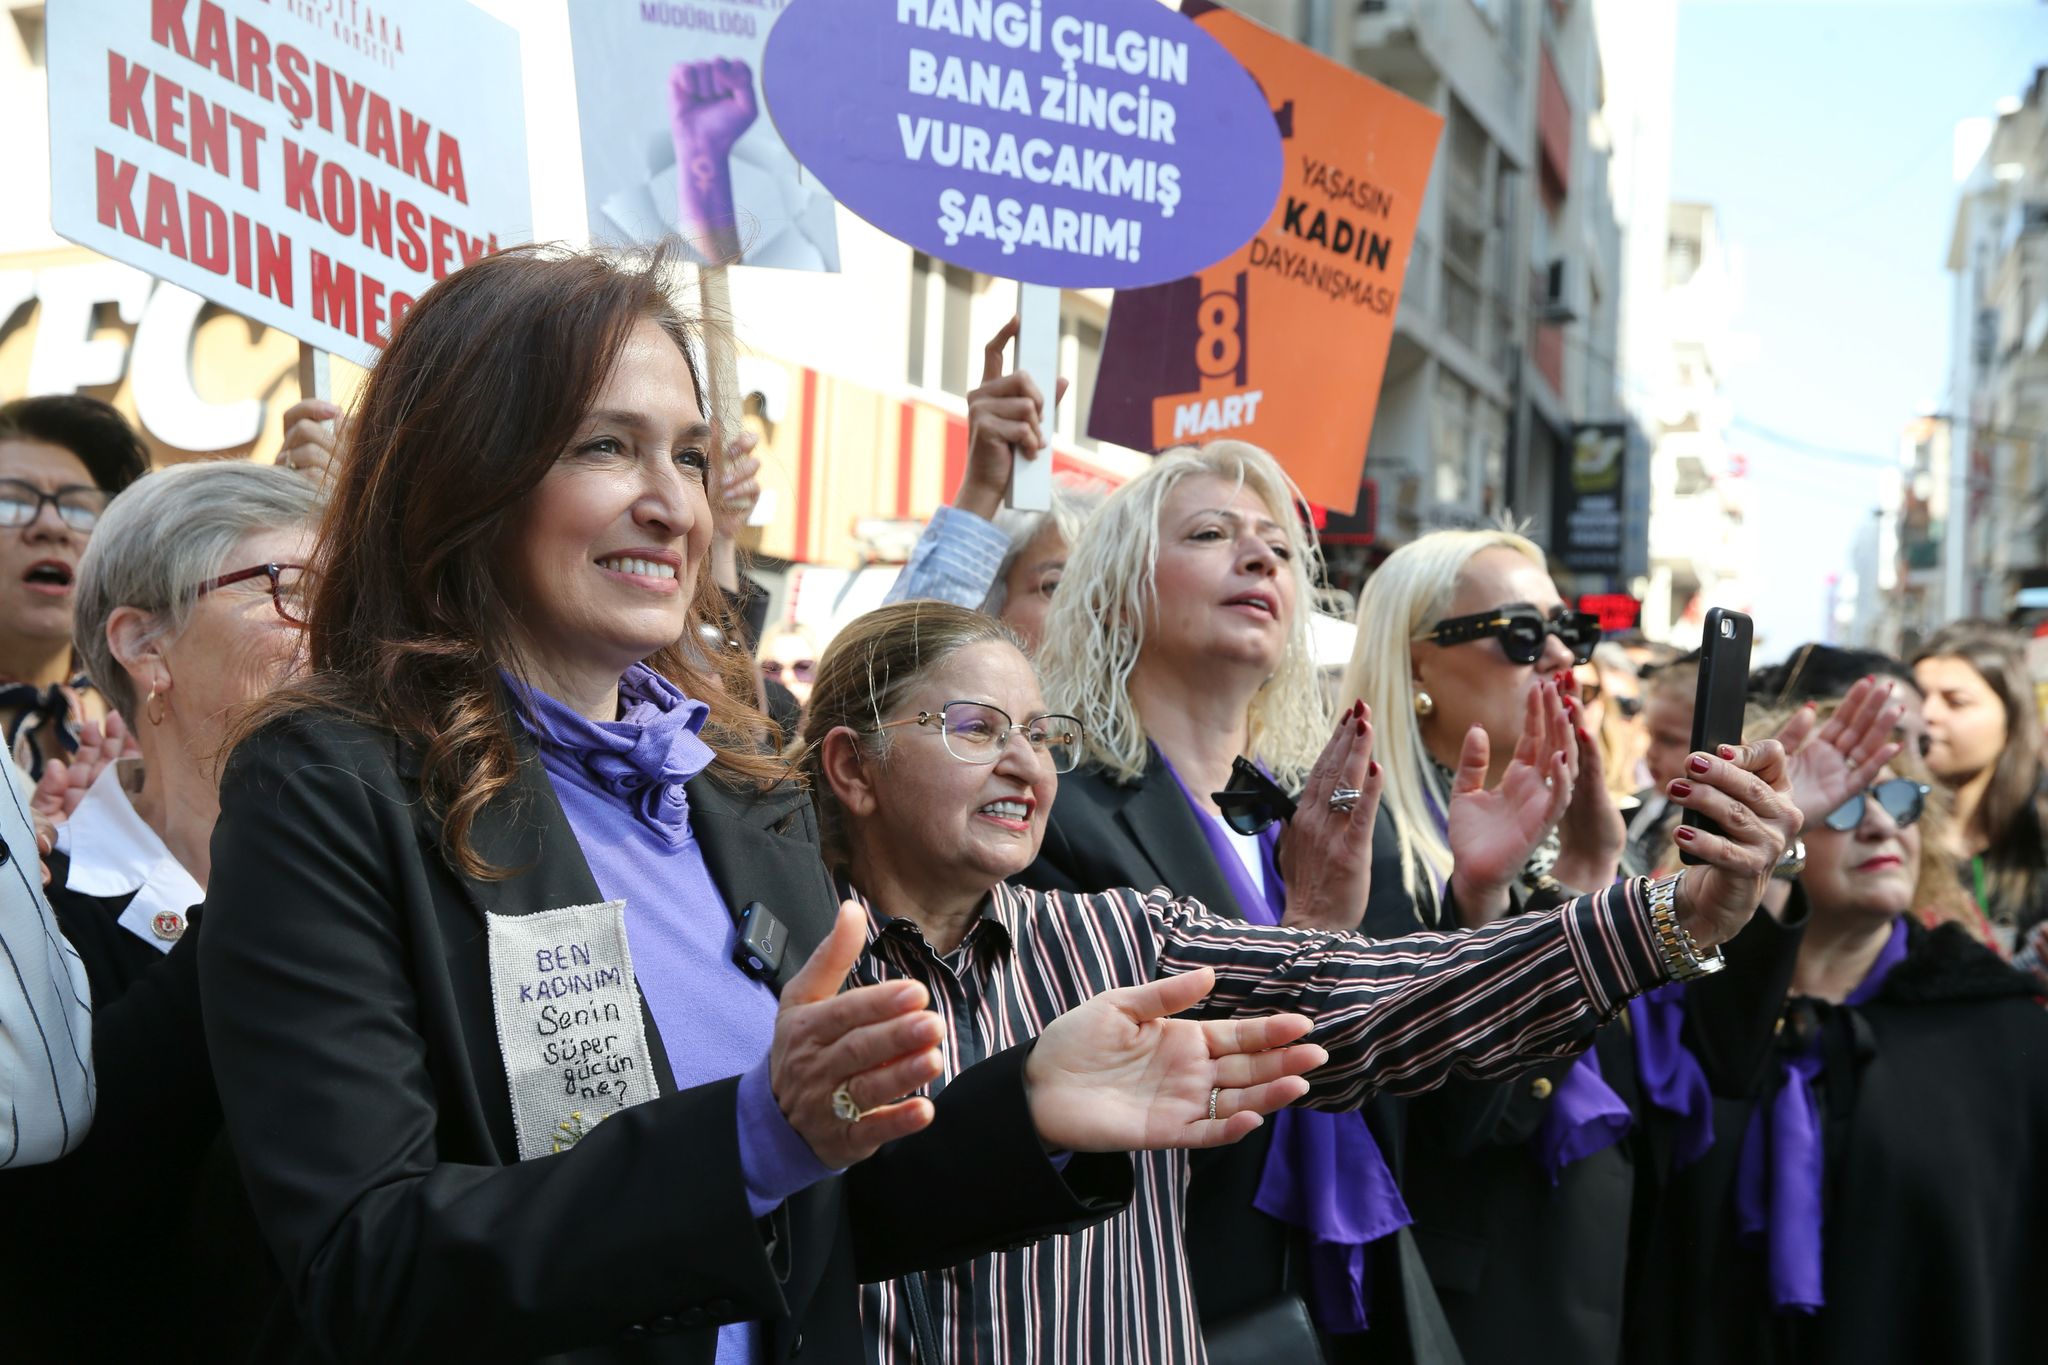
[0,458,320,1360]
[44,461,318,1007]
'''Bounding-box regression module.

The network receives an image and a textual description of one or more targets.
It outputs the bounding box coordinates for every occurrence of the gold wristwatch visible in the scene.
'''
[1645,871,1725,981]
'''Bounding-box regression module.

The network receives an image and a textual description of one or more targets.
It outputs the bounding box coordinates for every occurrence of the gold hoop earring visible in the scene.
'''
[145,682,166,728]
[1413,689,1435,718]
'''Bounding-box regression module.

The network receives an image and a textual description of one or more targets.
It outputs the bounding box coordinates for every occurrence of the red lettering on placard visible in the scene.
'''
[107,53,267,192]
[109,52,152,138]
[309,249,394,346]
[91,150,293,304]
[310,250,358,338]
[95,149,142,236]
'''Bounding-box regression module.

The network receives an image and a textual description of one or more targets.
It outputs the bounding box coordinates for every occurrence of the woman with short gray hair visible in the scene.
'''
[51,460,319,1006]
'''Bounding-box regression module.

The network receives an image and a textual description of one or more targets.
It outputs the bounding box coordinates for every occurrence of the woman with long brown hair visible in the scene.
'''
[195,244,1322,1362]
[1910,620,2048,941]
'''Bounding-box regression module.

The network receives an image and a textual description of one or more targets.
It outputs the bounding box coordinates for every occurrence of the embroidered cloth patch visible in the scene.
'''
[486,900,661,1160]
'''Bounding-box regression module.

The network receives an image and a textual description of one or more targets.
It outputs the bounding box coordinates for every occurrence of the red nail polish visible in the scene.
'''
[1674,826,1697,843]
[1717,745,1736,760]
[1577,726,1591,743]
[1355,719,1366,737]
[1669,780,1693,798]
[1369,761,1381,778]
[1688,754,1712,774]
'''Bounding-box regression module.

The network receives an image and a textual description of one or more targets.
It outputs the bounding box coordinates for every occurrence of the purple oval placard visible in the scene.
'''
[763,0,1283,289]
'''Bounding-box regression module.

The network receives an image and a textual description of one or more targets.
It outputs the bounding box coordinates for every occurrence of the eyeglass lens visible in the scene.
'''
[1823,779,1926,833]
[271,565,310,624]
[939,701,1081,773]
[0,480,105,533]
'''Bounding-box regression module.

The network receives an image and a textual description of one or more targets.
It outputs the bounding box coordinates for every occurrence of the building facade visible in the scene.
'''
[1929,67,2048,632]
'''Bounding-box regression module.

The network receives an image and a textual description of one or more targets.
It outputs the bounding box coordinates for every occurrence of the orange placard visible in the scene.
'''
[1086,3,1442,514]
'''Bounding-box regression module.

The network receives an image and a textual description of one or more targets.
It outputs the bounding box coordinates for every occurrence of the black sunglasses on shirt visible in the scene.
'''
[1427,605,1601,666]
[1212,757,1298,837]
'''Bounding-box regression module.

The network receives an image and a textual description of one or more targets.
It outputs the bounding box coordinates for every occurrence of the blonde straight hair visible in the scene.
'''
[1036,441,1329,788]
[1338,528,1548,913]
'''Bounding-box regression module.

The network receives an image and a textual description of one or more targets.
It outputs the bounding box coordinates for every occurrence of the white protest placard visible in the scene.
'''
[45,0,533,365]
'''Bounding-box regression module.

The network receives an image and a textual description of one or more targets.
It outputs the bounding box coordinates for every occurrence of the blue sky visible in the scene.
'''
[1669,0,2048,662]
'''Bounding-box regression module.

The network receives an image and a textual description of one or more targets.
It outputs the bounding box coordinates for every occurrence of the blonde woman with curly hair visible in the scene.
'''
[1024,444,1577,1357]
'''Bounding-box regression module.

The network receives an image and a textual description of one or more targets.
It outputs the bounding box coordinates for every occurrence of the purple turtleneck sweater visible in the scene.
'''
[520,665,832,1365]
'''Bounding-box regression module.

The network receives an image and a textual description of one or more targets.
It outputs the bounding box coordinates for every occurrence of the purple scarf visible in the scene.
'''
[1735,916,1909,1313]
[1414,786,1714,1181]
[1159,753,1411,1334]
[512,665,716,844]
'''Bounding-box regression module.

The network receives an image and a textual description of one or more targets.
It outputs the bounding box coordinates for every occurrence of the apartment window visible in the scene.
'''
[1432,371,1475,507]
[907,252,979,396]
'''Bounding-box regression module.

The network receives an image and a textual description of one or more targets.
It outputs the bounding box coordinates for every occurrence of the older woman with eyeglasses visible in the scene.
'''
[1633,688,2048,1365]
[796,598,1799,1365]
[42,461,318,1006]
[0,459,319,1361]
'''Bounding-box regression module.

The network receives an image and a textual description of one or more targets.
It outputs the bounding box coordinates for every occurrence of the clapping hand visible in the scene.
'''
[1277,701,1386,931]
[770,903,944,1169]
[1024,968,1325,1152]
[1774,676,1907,828]
[1551,677,1627,893]
[1445,684,1574,926]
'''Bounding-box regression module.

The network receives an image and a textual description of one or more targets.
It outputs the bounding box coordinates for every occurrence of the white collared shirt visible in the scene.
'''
[54,763,203,954]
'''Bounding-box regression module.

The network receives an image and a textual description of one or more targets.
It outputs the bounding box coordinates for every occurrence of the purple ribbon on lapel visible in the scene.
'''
[1735,917,1908,1313]
[1159,751,1410,1333]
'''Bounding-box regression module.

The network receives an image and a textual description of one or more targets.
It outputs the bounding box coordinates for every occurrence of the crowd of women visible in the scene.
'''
[0,241,2043,1365]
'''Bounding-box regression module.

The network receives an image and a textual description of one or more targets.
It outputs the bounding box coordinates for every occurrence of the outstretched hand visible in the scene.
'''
[1445,684,1573,925]
[1024,968,1325,1152]
[1775,676,1907,828]
[770,902,943,1169]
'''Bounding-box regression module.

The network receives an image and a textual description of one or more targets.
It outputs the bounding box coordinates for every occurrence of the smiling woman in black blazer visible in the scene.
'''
[194,244,1198,1364]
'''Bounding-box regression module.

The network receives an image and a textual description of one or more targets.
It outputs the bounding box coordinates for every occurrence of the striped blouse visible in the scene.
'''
[853,876,1670,1365]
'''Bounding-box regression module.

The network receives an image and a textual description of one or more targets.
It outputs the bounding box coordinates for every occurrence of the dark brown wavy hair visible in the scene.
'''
[240,242,780,878]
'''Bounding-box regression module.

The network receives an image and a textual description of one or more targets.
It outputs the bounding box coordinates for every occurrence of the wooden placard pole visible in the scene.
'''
[1009,281,1057,513]
[697,264,743,449]
[295,341,332,404]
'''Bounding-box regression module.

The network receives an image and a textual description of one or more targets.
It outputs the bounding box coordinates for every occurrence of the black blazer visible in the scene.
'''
[1633,916,2048,1365]
[1021,756,1433,1358]
[199,711,1130,1364]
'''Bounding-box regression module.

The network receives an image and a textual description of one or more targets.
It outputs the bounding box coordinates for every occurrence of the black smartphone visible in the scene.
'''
[1678,608,1754,864]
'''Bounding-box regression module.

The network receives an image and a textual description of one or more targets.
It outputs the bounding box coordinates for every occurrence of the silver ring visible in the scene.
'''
[831,1084,867,1124]
[1328,787,1363,813]
[1207,1087,1220,1121]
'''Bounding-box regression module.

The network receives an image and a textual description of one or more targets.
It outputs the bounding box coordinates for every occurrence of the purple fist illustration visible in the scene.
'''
[668,58,759,263]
